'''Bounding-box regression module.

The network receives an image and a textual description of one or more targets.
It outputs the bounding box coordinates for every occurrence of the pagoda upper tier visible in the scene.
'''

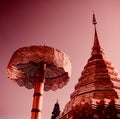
[70,14,120,100]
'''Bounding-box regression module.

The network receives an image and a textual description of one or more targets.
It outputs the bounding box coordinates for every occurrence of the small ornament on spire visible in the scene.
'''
[43,40,47,46]
[92,13,97,26]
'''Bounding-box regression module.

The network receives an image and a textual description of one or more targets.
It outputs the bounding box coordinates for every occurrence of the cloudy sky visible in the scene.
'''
[1,0,120,119]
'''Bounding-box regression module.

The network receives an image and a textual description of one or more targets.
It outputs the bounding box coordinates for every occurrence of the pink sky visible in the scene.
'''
[1,0,120,119]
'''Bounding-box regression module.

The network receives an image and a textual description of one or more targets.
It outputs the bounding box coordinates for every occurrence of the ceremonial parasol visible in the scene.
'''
[7,45,71,119]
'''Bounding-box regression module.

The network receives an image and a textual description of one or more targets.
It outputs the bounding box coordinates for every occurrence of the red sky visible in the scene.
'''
[1,0,120,119]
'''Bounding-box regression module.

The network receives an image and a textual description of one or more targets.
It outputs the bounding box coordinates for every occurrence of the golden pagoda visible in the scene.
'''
[57,14,120,119]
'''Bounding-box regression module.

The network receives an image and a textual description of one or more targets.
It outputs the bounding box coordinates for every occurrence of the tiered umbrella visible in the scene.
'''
[7,45,71,119]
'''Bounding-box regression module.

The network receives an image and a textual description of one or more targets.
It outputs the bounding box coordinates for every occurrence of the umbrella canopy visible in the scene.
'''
[7,45,71,91]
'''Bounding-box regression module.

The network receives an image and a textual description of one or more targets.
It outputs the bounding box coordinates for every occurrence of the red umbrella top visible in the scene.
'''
[7,45,71,91]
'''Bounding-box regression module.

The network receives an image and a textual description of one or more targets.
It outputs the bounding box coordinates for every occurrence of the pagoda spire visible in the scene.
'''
[92,14,103,55]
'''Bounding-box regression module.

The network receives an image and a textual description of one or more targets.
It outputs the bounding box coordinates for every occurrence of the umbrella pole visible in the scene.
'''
[31,63,46,119]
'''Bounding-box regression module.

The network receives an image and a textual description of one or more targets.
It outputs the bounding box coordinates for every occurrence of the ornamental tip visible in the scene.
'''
[92,13,97,26]
[43,40,47,46]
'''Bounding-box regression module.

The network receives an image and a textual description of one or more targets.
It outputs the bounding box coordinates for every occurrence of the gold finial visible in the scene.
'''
[56,99,59,103]
[92,13,97,26]
[43,40,47,46]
